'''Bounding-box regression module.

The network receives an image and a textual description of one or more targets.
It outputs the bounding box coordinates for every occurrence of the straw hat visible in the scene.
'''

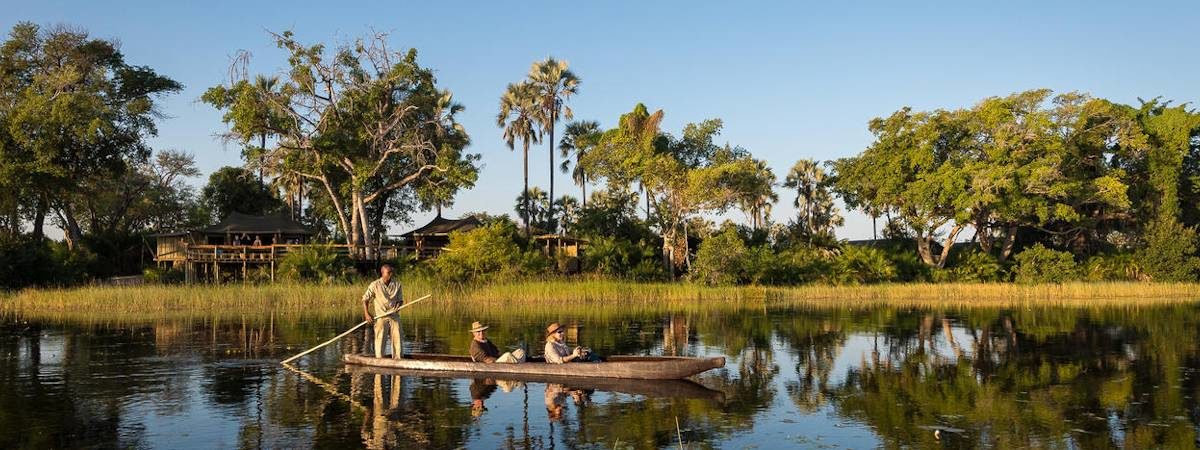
[469,321,489,333]
[545,322,564,337]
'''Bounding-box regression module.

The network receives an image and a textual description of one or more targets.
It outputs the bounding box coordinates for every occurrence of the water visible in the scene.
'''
[3,304,1200,448]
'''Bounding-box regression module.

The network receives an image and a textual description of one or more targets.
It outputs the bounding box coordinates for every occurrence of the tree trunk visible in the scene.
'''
[32,195,46,240]
[580,170,587,210]
[315,175,350,243]
[523,143,530,236]
[548,112,555,234]
[354,192,374,260]
[998,226,1018,262]
[57,202,84,251]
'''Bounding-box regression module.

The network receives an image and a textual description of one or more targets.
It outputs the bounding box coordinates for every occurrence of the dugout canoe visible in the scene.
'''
[344,365,726,402]
[342,353,725,380]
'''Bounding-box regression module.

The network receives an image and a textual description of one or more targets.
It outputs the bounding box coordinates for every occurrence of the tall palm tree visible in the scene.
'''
[784,159,843,245]
[559,120,601,209]
[738,159,778,230]
[497,81,542,235]
[528,57,580,233]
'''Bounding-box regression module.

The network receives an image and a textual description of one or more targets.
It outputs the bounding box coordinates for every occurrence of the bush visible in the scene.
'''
[579,233,664,280]
[691,227,747,286]
[143,266,185,284]
[277,245,354,283]
[936,248,1007,282]
[1135,220,1200,281]
[1081,253,1147,282]
[433,222,525,282]
[1013,244,1077,284]
[0,235,94,289]
[829,245,897,284]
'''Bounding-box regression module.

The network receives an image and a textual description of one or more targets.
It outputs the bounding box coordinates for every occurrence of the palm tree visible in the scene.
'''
[497,81,542,235]
[514,187,549,231]
[737,159,778,230]
[559,120,601,209]
[784,159,843,245]
[528,57,580,233]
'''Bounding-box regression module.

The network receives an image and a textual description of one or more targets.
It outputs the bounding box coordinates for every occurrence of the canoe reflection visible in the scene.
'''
[346,365,726,403]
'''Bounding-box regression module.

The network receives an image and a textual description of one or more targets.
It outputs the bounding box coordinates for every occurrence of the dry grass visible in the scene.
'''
[3,279,1198,325]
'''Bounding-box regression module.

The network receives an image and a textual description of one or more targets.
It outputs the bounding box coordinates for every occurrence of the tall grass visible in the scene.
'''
[3,278,1199,325]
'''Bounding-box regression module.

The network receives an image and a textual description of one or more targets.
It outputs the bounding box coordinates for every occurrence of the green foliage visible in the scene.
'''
[1080,253,1146,282]
[829,245,897,285]
[743,245,831,285]
[691,227,748,286]
[1013,244,1078,284]
[200,166,282,220]
[276,246,353,283]
[0,235,92,289]
[143,266,184,284]
[1134,220,1200,281]
[433,221,530,282]
[935,248,1008,282]
[582,235,656,278]
[0,22,182,246]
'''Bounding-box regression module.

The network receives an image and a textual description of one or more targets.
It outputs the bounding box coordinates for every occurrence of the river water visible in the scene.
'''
[3,303,1200,449]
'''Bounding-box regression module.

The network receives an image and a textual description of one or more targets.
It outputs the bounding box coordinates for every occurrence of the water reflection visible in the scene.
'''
[3,305,1200,448]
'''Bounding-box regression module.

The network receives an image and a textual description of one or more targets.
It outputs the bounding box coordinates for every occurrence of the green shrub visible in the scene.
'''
[1013,244,1077,284]
[433,222,525,282]
[936,248,1007,282]
[277,245,353,283]
[691,227,747,286]
[829,245,897,284]
[143,266,185,284]
[1135,220,1200,281]
[1081,253,1146,282]
[0,236,94,289]
[580,234,664,280]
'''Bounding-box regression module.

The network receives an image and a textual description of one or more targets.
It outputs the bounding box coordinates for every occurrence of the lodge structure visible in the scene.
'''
[153,213,586,282]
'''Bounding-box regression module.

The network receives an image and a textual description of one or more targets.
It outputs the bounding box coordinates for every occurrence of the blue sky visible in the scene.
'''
[6,1,1198,238]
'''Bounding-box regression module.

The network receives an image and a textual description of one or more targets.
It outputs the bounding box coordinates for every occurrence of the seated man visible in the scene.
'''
[469,321,525,363]
[544,322,599,364]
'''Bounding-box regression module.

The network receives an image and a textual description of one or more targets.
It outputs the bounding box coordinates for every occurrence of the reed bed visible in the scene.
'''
[3,279,1199,325]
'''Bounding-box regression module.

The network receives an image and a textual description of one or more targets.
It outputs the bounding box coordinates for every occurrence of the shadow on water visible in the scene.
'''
[4,303,1200,448]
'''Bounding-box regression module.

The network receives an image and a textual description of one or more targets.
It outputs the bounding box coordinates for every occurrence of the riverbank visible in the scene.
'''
[3,279,1200,324]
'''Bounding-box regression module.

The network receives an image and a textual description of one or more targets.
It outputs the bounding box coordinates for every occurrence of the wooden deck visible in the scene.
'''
[156,244,408,263]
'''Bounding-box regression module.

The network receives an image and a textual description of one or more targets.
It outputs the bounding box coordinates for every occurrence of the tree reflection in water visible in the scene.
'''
[5,304,1200,448]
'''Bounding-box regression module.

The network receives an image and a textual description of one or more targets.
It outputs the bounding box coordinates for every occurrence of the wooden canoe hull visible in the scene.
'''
[342,354,725,380]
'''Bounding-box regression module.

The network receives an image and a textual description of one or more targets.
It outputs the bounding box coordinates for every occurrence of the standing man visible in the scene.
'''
[362,264,403,359]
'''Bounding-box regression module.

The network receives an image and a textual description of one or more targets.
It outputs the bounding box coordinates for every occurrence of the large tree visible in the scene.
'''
[784,159,841,245]
[200,166,282,220]
[496,81,541,235]
[204,31,476,257]
[559,120,601,209]
[584,104,774,276]
[0,22,181,248]
[527,57,580,232]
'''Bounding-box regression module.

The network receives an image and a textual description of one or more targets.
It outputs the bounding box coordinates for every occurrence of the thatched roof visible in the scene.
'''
[200,212,311,235]
[401,215,482,237]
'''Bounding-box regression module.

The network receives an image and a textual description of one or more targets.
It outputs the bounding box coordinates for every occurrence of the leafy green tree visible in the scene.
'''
[203,31,476,258]
[559,120,601,209]
[1012,243,1077,283]
[200,166,283,220]
[433,221,527,282]
[784,159,841,245]
[496,81,541,235]
[527,57,580,232]
[735,158,778,231]
[583,104,774,276]
[692,225,748,285]
[0,22,181,249]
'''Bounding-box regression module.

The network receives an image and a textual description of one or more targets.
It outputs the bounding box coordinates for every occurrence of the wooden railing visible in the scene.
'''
[161,244,407,263]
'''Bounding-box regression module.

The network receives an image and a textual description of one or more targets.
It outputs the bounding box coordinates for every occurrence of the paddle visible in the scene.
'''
[280,293,432,364]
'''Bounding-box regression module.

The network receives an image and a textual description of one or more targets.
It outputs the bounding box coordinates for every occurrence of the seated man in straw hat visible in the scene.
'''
[469,321,526,363]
